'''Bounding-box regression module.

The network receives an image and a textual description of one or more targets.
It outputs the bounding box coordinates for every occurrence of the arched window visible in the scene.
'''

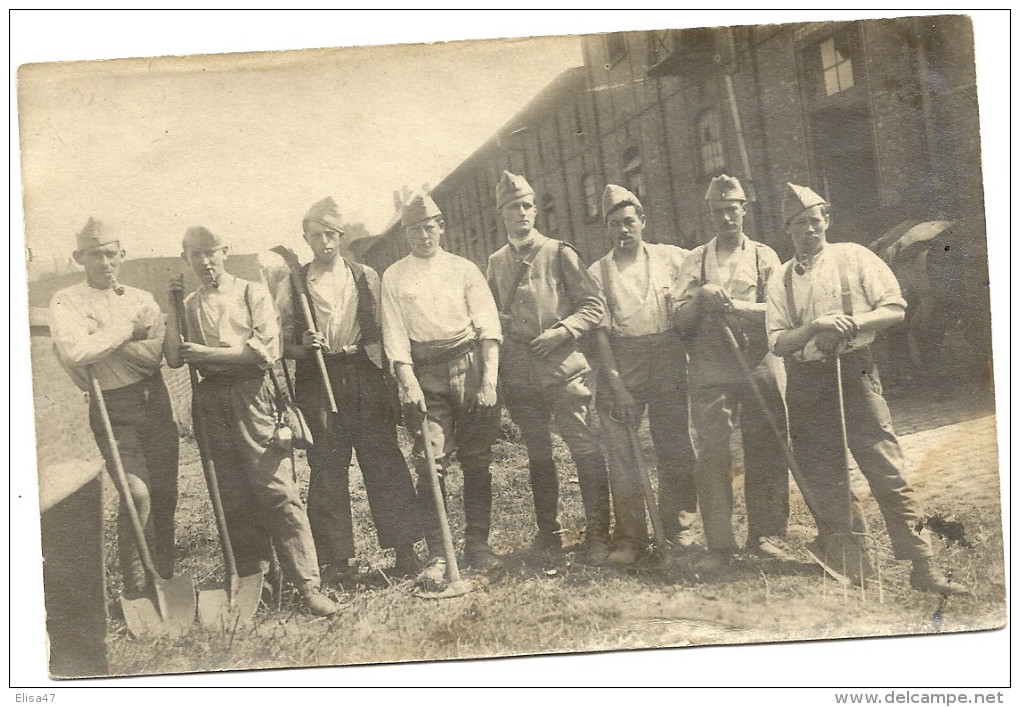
[622,146,644,202]
[581,173,599,220]
[697,109,725,175]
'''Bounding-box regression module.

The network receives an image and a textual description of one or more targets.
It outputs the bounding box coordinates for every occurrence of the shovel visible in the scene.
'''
[718,322,852,578]
[625,421,671,565]
[413,414,471,599]
[173,290,263,629]
[87,368,196,638]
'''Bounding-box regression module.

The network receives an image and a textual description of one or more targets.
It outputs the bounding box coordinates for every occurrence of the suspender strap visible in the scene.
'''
[600,256,619,329]
[495,239,548,315]
[837,258,853,316]
[783,262,800,328]
[783,256,854,329]
[754,245,765,304]
[699,247,707,286]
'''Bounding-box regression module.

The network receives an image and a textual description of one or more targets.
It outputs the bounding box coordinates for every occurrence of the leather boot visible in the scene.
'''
[462,462,493,546]
[529,458,562,542]
[575,452,612,544]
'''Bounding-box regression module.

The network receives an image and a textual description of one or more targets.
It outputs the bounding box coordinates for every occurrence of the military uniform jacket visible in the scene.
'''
[486,232,605,390]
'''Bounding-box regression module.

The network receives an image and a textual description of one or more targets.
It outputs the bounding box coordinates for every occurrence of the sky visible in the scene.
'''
[8,9,1013,692]
[16,15,585,265]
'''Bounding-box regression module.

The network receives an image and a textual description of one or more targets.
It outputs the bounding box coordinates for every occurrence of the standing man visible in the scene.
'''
[278,197,423,583]
[588,185,699,566]
[486,171,611,562]
[766,183,965,594]
[165,226,337,616]
[49,218,180,600]
[380,193,503,585]
[672,175,790,566]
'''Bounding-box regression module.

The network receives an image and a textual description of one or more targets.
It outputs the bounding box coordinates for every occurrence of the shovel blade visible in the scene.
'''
[197,573,262,630]
[121,572,197,638]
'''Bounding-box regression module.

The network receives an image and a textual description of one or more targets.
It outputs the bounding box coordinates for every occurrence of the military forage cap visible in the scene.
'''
[704,174,747,202]
[401,193,442,229]
[781,182,827,224]
[75,217,119,252]
[496,170,535,210]
[303,196,344,234]
[182,226,226,252]
[601,184,642,222]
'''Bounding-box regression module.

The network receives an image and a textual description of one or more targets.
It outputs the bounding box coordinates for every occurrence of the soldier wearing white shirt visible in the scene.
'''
[672,175,791,567]
[165,226,337,616]
[381,194,503,583]
[278,197,422,583]
[588,185,698,565]
[49,218,179,596]
[766,183,965,595]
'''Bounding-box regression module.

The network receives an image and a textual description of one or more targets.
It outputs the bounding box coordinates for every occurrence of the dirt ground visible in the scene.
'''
[100,364,1006,679]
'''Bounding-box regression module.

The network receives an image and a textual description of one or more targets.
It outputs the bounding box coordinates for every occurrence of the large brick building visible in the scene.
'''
[364,14,984,270]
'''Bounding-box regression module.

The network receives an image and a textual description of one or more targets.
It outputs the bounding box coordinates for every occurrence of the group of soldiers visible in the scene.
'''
[48,170,966,621]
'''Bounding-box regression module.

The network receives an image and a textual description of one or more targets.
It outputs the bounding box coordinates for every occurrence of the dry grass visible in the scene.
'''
[102,393,1006,678]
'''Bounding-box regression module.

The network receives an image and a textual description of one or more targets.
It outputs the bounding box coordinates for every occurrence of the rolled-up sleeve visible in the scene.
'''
[765,267,795,353]
[557,246,605,338]
[857,246,907,311]
[671,246,704,316]
[381,270,412,370]
[116,295,165,369]
[587,260,612,330]
[465,261,503,343]
[245,282,281,366]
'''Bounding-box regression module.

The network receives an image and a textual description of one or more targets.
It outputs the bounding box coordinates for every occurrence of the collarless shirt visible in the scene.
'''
[589,242,689,336]
[381,248,502,368]
[766,242,907,362]
[183,273,279,371]
[50,281,166,391]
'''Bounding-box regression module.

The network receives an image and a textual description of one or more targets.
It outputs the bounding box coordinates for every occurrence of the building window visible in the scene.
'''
[646,29,677,66]
[696,109,725,175]
[622,146,644,202]
[820,34,855,96]
[605,33,627,65]
[541,193,558,234]
[581,173,599,220]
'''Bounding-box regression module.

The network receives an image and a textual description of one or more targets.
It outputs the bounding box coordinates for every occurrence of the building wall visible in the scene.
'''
[366,16,983,276]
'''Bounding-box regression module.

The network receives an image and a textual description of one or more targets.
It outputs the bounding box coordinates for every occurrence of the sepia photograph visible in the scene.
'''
[10,9,1010,693]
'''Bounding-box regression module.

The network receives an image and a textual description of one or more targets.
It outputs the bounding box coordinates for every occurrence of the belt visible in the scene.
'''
[322,344,364,362]
[787,345,873,369]
[411,337,478,367]
[199,365,266,385]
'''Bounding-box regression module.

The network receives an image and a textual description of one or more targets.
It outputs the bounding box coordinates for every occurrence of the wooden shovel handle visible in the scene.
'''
[296,289,339,413]
[173,289,241,584]
[87,368,161,586]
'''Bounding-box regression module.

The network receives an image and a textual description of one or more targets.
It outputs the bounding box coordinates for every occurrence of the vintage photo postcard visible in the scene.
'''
[10,10,1009,690]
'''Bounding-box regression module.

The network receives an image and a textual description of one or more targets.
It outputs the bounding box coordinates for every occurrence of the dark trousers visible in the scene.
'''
[89,373,179,595]
[297,354,423,565]
[595,332,698,545]
[785,349,931,562]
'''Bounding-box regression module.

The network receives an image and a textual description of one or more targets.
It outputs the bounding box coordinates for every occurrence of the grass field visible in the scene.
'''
[100,393,1006,679]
